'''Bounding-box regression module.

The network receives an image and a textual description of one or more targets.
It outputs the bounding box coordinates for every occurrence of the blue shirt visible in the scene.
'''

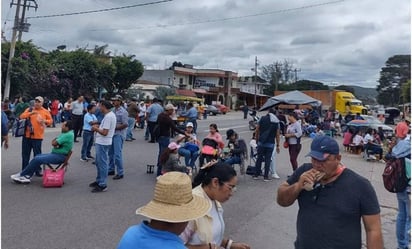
[182,107,198,119]
[1,111,9,136]
[391,138,411,159]
[147,103,164,122]
[117,221,186,249]
[83,112,97,131]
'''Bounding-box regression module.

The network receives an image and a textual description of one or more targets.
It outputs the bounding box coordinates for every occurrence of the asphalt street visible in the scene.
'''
[1,111,399,249]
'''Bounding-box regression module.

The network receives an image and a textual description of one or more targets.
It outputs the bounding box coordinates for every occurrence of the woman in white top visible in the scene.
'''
[180,161,250,249]
[285,113,303,172]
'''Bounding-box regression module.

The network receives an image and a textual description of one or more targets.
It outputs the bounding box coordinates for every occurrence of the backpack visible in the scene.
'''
[382,158,409,193]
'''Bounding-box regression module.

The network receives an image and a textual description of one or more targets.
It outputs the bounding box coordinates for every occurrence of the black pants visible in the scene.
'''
[147,121,157,142]
[71,114,83,140]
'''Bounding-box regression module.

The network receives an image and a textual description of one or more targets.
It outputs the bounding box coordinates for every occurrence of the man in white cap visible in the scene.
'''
[177,122,200,169]
[117,172,210,249]
[19,96,53,176]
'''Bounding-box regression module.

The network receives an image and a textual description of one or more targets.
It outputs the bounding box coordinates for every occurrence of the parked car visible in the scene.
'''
[213,104,229,114]
[206,105,221,115]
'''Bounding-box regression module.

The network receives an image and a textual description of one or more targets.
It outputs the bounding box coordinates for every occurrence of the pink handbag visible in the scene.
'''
[42,165,66,188]
[42,151,72,188]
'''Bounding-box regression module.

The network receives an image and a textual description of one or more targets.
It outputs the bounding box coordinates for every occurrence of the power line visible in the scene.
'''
[26,0,172,19]
[88,0,345,31]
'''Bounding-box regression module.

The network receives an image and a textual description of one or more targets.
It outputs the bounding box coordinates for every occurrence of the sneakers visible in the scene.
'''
[80,158,88,162]
[11,174,31,184]
[91,185,107,193]
[113,175,124,180]
[86,155,94,159]
[263,177,273,182]
[272,173,280,179]
[252,176,260,180]
[89,181,99,188]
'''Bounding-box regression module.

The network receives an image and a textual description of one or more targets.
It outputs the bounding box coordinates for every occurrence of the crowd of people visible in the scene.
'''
[1,94,410,248]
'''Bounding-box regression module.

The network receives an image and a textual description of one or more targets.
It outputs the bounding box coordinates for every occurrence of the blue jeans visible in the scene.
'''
[396,190,411,248]
[22,137,42,170]
[20,153,66,177]
[81,130,94,159]
[109,134,125,176]
[255,145,274,178]
[126,117,136,140]
[270,148,277,174]
[157,136,170,175]
[95,143,110,187]
[178,147,200,168]
[223,155,241,166]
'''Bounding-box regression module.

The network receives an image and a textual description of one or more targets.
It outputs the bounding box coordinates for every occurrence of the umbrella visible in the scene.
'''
[385,107,400,117]
[346,119,371,127]
[259,90,321,111]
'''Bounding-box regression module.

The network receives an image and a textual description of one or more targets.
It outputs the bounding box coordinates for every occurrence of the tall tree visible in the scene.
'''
[376,55,411,106]
[111,55,144,95]
[1,40,52,98]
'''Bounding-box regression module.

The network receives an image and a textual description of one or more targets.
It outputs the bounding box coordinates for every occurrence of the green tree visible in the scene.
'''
[111,55,144,95]
[1,40,52,98]
[154,86,175,101]
[401,80,411,104]
[376,55,411,106]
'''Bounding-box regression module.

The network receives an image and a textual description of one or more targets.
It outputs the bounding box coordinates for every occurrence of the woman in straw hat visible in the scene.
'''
[180,161,251,249]
[117,172,211,249]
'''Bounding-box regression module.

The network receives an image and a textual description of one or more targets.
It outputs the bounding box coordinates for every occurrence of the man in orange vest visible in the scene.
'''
[19,96,52,175]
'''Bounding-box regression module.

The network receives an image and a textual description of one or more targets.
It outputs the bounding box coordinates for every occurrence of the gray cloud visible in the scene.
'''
[2,0,410,88]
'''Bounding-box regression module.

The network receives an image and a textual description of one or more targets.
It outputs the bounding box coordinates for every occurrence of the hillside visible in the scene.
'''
[334,85,378,105]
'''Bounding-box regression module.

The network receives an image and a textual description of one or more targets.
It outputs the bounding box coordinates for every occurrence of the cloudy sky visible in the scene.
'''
[1,0,410,88]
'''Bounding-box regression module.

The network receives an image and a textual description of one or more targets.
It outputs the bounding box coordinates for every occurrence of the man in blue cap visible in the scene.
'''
[277,135,383,249]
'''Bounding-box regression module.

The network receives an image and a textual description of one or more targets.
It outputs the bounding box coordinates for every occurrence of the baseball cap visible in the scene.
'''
[111,95,123,101]
[186,122,194,128]
[306,136,339,161]
[226,129,236,139]
[34,96,44,103]
[165,104,175,110]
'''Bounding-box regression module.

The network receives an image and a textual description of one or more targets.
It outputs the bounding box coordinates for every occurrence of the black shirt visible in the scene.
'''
[157,112,185,137]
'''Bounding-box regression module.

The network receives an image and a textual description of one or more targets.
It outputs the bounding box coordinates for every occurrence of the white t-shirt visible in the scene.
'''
[363,133,373,145]
[352,135,363,145]
[95,112,116,145]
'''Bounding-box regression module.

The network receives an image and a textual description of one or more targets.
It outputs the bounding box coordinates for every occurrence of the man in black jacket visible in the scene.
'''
[156,104,189,176]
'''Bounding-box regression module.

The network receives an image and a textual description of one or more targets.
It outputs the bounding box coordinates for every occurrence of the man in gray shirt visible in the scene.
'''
[108,95,129,179]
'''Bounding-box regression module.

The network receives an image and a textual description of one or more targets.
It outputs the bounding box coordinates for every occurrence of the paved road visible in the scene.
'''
[1,111,398,249]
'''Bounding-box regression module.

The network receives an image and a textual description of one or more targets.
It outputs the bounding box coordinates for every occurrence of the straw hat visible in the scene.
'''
[136,172,210,222]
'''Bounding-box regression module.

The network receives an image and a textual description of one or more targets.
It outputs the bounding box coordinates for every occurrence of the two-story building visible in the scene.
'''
[133,65,270,109]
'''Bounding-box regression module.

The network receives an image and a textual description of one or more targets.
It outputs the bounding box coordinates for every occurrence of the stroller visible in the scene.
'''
[198,138,220,168]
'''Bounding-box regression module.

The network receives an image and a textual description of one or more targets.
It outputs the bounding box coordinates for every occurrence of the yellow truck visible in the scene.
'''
[274,90,368,115]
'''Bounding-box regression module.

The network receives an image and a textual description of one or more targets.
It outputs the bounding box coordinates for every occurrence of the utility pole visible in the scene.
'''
[4,0,37,100]
[294,68,301,83]
[254,56,258,108]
